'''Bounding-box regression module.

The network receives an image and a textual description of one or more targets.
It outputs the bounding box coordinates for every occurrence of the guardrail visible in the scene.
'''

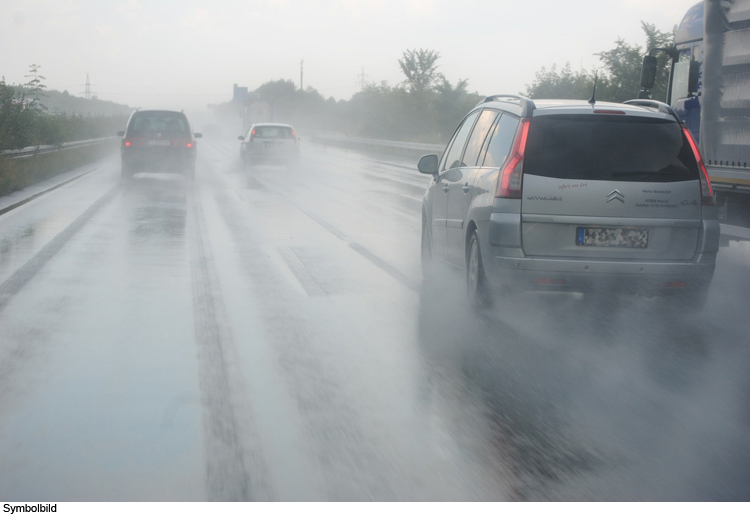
[310,133,444,157]
[0,137,118,159]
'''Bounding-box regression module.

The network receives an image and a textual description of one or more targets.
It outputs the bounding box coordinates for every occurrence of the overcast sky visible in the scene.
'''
[0,0,700,110]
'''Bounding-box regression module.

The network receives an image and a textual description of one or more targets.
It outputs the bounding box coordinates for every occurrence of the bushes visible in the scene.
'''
[0,75,129,151]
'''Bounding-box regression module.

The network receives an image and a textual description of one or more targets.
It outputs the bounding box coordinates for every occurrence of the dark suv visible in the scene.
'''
[418,96,719,311]
[118,110,202,179]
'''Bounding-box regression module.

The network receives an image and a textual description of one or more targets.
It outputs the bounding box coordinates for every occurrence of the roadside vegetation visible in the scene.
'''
[218,21,673,144]
[0,65,130,152]
[0,65,127,197]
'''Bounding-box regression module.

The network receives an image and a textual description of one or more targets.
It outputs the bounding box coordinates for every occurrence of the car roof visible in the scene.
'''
[477,98,676,121]
[132,109,186,115]
[252,123,294,128]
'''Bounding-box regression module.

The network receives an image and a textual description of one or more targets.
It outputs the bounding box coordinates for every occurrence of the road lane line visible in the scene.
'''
[260,187,421,292]
[0,183,119,314]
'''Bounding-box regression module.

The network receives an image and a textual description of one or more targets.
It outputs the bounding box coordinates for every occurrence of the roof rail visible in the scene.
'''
[623,99,682,123]
[481,95,536,117]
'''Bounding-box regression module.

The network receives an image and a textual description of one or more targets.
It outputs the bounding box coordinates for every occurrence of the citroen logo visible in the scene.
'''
[607,189,625,203]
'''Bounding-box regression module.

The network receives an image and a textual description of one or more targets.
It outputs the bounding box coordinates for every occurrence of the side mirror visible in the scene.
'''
[117,131,125,137]
[418,153,439,175]
[194,132,202,138]
[640,55,657,90]
[238,135,245,141]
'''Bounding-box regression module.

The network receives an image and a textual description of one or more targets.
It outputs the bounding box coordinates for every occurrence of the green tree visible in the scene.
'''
[525,22,674,102]
[524,63,593,100]
[398,49,441,94]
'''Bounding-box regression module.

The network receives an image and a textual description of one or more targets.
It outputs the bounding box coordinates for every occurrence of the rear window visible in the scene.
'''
[253,126,293,139]
[128,112,190,138]
[524,115,700,182]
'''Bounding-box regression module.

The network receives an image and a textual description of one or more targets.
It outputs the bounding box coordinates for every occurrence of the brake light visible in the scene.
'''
[593,110,626,114]
[681,124,714,206]
[250,129,256,142]
[170,139,194,148]
[124,141,131,147]
[497,118,531,199]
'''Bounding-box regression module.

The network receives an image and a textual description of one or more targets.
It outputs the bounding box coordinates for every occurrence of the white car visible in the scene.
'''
[238,123,300,167]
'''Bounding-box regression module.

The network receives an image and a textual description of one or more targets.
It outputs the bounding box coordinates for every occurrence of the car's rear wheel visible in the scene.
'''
[121,163,133,179]
[184,164,195,180]
[467,230,492,307]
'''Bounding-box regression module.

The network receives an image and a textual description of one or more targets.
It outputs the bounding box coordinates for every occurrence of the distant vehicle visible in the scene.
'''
[637,0,750,218]
[418,95,719,311]
[118,110,202,179]
[238,123,300,167]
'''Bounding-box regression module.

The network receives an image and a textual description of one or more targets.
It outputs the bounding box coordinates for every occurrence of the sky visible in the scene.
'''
[0,0,700,111]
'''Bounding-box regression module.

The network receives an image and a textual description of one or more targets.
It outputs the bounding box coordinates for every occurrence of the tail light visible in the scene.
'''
[681,124,715,206]
[496,119,531,199]
[171,139,194,148]
[250,129,256,142]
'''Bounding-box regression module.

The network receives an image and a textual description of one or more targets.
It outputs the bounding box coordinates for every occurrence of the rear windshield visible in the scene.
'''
[127,112,190,138]
[524,115,700,182]
[253,126,293,139]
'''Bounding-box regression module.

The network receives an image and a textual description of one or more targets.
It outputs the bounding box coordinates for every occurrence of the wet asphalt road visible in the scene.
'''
[0,137,748,501]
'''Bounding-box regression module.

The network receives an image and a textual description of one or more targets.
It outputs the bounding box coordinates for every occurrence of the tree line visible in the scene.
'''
[224,22,673,144]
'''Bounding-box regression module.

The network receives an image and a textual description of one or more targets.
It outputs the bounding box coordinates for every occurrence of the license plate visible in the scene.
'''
[147,140,171,146]
[576,227,648,248]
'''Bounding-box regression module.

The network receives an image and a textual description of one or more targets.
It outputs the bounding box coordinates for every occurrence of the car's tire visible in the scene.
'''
[121,163,133,179]
[184,164,195,180]
[421,212,435,281]
[466,230,492,308]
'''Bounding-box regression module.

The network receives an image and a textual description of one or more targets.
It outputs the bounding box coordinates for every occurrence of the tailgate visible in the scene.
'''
[521,176,702,260]
[520,113,704,260]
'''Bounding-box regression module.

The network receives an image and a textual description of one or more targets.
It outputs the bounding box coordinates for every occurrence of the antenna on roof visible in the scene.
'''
[588,70,598,105]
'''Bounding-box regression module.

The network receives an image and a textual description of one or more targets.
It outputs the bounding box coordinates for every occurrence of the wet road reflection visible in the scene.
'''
[0,140,747,500]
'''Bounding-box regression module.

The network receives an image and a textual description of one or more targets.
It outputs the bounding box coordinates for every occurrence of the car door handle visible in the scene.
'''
[462,183,470,193]
[443,185,449,193]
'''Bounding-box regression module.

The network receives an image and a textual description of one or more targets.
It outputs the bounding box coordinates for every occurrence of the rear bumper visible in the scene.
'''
[246,151,299,164]
[486,255,715,294]
[122,148,195,171]
[481,211,719,294]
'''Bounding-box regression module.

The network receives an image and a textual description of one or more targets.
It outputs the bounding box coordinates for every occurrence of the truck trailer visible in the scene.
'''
[639,0,750,221]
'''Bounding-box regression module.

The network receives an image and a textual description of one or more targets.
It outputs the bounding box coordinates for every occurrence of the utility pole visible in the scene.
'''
[357,67,367,90]
[85,73,91,99]
[300,60,304,91]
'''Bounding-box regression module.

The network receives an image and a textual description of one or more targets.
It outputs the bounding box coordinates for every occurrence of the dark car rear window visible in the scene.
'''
[524,114,700,182]
[128,112,190,138]
[253,126,293,139]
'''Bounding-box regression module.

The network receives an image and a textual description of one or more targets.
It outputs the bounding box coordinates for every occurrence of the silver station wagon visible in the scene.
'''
[418,96,719,311]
